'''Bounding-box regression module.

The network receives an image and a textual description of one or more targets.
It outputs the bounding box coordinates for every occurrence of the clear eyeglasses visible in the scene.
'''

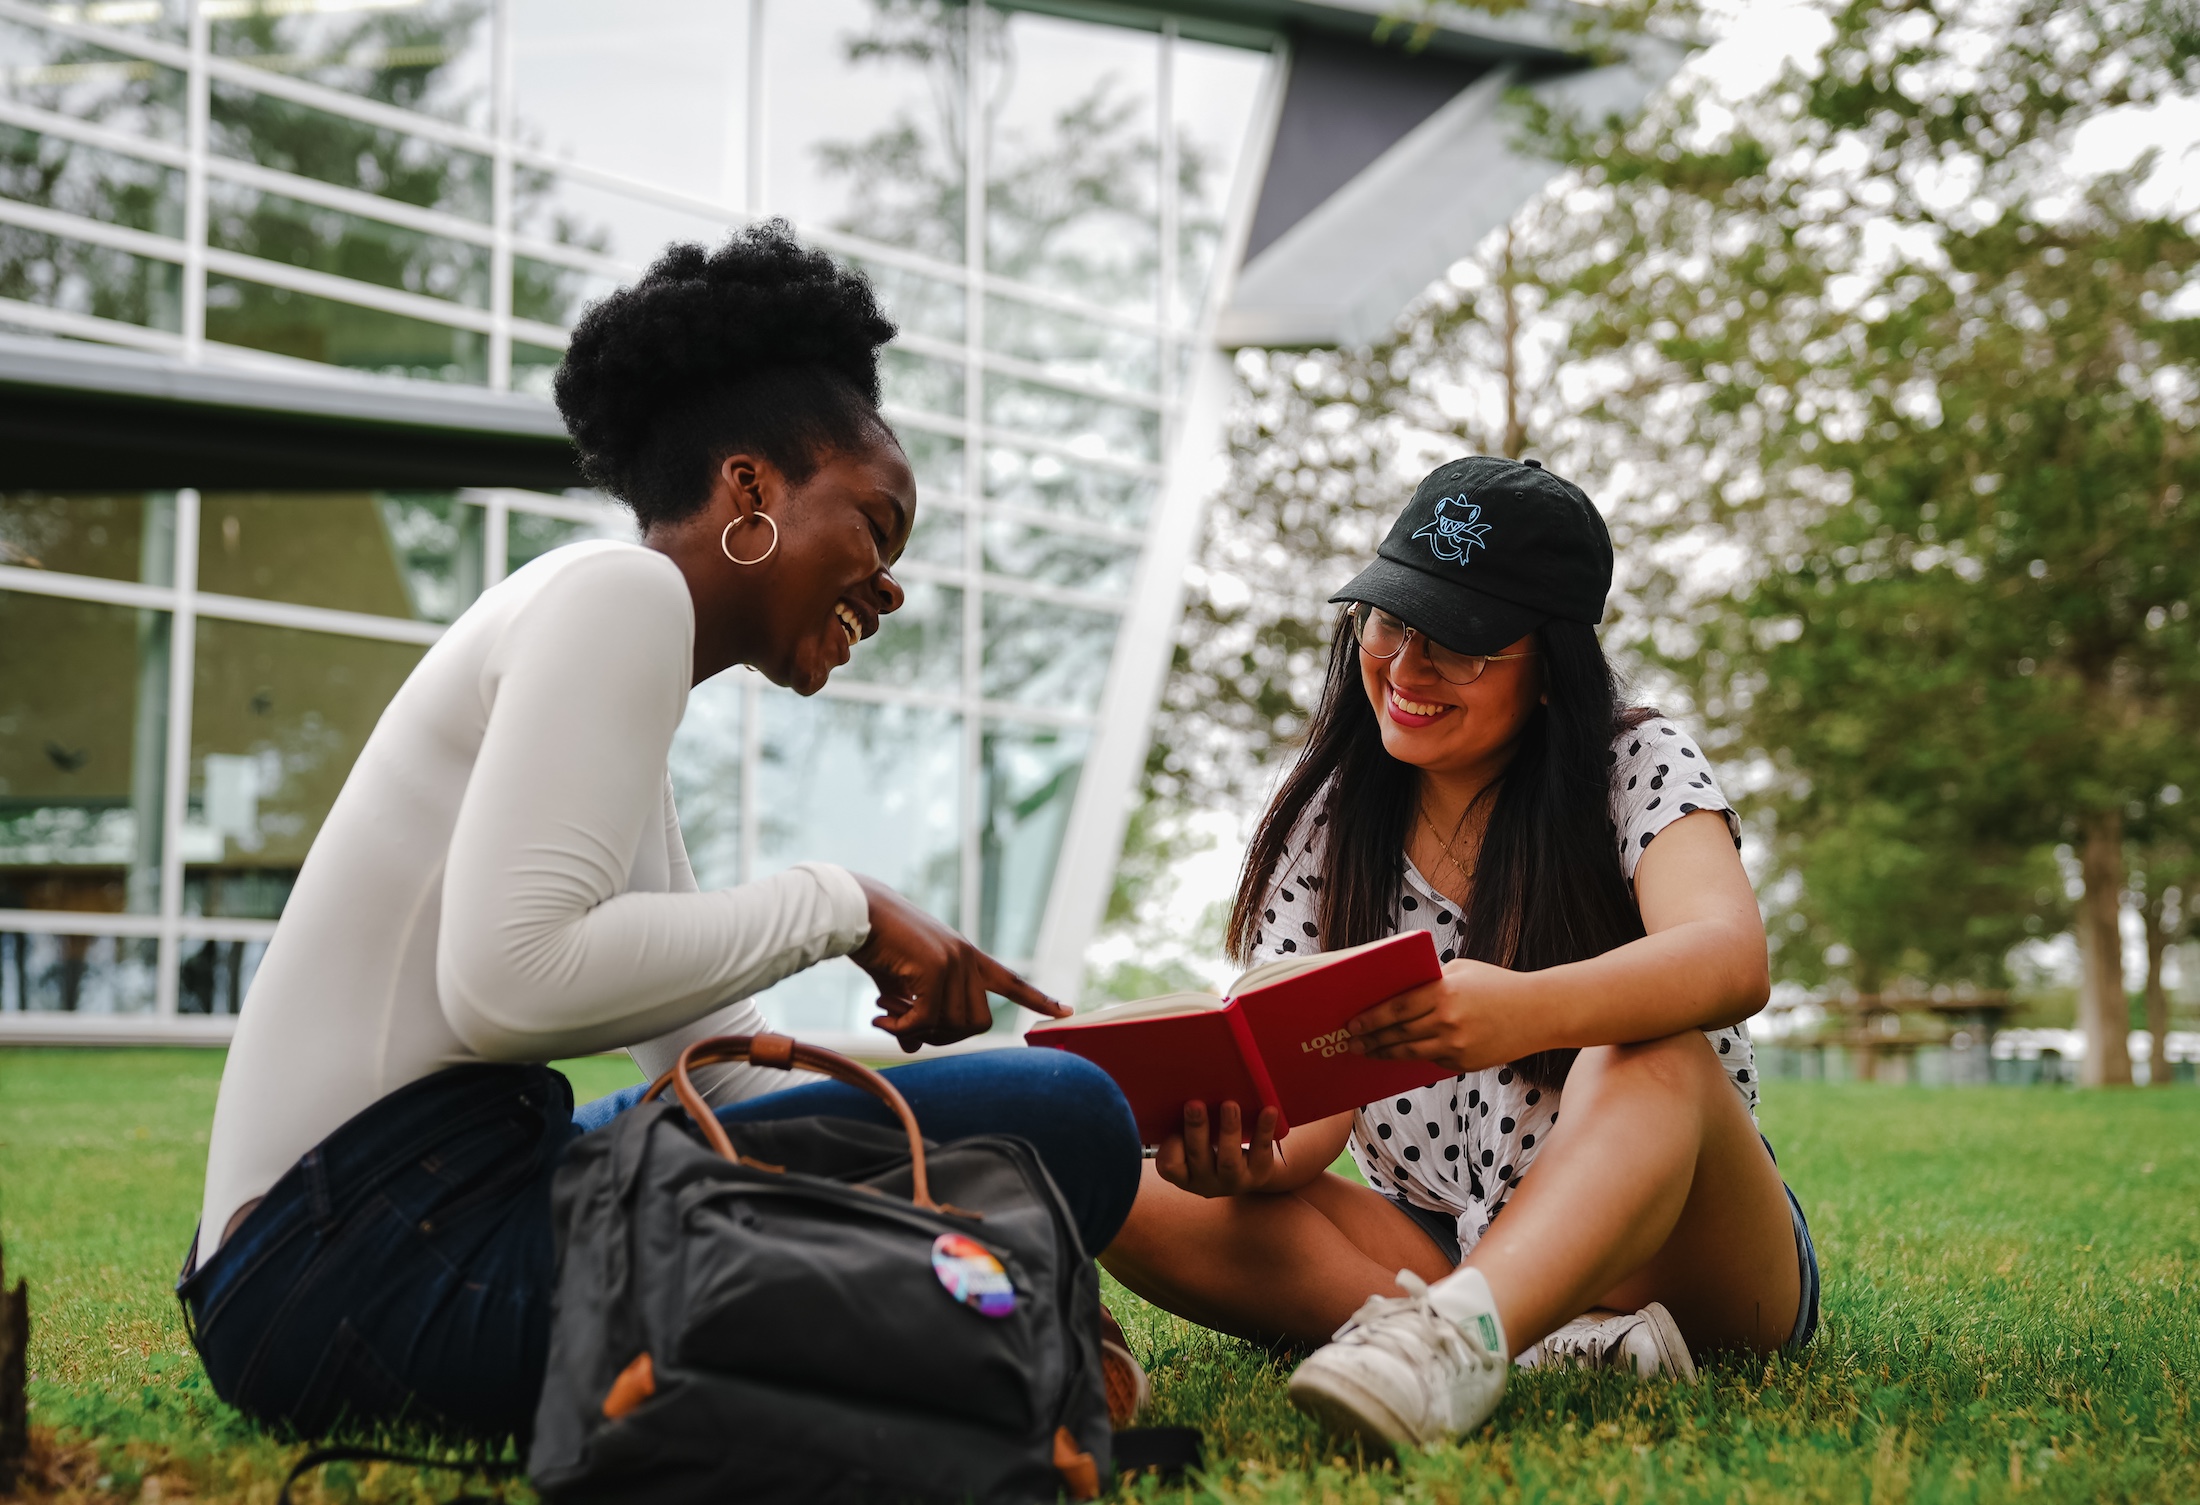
[1348,603,1537,686]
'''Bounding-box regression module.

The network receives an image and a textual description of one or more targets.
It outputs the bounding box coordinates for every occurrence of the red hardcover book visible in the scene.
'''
[1025,932,1451,1147]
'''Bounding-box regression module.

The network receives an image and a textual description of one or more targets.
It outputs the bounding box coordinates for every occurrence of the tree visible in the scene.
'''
[1152,0,2200,1088]
[1541,0,2200,1081]
[2131,800,2199,1085]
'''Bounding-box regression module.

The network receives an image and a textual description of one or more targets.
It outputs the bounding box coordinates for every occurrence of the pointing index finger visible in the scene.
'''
[982,956,1068,1018]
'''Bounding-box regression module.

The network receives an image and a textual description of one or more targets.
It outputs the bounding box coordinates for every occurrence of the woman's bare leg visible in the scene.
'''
[1106,1029,1799,1359]
[1102,1164,1453,1345]
[1464,1030,1801,1356]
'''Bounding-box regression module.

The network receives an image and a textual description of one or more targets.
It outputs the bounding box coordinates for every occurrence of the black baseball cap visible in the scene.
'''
[1330,455,1613,655]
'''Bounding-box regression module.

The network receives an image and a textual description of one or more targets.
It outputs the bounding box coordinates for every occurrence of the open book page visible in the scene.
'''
[1023,930,1446,1146]
[1229,935,1414,996]
[1035,991,1222,1029]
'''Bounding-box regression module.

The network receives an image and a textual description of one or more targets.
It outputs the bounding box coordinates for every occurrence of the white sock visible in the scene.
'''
[1425,1266,1507,1358]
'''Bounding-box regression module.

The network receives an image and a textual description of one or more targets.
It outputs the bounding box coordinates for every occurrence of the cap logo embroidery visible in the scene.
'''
[1411,495,1491,565]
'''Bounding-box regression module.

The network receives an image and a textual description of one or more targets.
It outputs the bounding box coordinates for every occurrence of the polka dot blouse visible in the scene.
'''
[1247,716,1758,1260]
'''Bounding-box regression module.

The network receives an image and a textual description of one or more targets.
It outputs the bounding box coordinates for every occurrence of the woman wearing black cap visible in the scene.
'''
[1102,457,1819,1446]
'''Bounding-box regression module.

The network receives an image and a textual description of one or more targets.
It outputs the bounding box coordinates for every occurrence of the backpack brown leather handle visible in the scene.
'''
[640,1033,937,1211]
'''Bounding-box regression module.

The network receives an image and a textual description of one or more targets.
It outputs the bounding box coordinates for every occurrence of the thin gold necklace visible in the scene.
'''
[1417,804,1477,884]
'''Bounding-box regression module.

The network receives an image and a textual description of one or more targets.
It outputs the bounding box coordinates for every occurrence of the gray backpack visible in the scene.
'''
[527,1035,1113,1504]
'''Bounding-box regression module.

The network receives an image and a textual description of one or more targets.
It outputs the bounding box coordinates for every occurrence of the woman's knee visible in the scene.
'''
[959,1048,1141,1158]
[914,1048,1142,1250]
[1568,1030,1724,1101]
[1026,1051,1143,1238]
[1109,1160,1202,1252]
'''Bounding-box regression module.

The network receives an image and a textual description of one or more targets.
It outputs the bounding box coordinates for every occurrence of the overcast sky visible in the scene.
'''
[1693,0,2200,216]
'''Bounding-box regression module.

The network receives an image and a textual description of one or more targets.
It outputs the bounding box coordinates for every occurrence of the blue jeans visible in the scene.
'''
[177,1049,1139,1440]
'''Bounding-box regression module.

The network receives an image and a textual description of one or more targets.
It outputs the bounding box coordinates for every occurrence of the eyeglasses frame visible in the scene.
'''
[1349,603,1538,686]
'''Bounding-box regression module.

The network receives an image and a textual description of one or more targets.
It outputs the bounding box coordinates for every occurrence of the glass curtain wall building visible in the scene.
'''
[2,0,1650,1044]
[0,0,1275,1041]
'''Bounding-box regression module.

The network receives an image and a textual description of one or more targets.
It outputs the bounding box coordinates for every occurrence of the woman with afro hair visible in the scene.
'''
[178,222,1144,1440]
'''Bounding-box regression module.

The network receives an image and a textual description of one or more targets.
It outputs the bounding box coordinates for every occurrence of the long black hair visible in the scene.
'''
[1225,612,1651,1090]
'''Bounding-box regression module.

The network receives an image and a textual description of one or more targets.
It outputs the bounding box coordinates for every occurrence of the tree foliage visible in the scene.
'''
[1153,0,2200,1065]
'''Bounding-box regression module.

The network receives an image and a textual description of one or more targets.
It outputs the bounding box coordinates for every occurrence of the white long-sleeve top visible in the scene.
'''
[196,541,870,1255]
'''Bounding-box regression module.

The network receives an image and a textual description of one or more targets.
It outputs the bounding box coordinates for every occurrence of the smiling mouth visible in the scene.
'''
[1388,686,1453,719]
[834,601,865,646]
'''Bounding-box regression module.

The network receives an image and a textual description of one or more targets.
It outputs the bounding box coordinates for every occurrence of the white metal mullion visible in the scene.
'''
[745,0,766,216]
[896,328,1164,414]
[990,429,1163,480]
[981,345,1164,412]
[182,0,208,362]
[980,500,1143,548]
[194,590,445,646]
[895,561,1126,616]
[972,267,1162,340]
[507,233,633,280]
[483,493,509,585]
[204,156,495,247]
[739,676,761,886]
[0,1014,236,1047]
[488,0,514,389]
[973,573,1123,614]
[176,916,280,943]
[200,246,497,333]
[504,147,755,232]
[883,402,1165,481]
[959,0,987,944]
[0,571,449,647]
[0,909,165,940]
[0,565,178,612]
[154,488,200,1019]
[742,0,768,905]
[737,3,762,881]
[882,403,969,441]
[0,295,184,351]
[465,487,626,528]
[0,0,191,67]
[980,699,1101,731]
[198,54,493,154]
[0,96,189,167]
[194,332,426,379]
[0,192,185,263]
[508,316,570,349]
[1158,17,1180,426]
[813,676,1098,732]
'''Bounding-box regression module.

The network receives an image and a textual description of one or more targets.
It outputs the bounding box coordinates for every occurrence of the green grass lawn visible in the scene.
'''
[3,1048,2195,1503]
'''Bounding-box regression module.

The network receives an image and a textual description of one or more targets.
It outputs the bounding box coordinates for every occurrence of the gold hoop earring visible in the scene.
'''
[720,513,778,566]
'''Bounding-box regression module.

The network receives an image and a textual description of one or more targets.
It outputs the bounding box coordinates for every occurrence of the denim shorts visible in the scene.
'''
[177,1050,1140,1440]
[1387,1141,1822,1352]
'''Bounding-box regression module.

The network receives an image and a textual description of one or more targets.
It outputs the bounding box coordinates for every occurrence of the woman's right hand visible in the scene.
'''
[1154,1100,1282,1198]
[849,874,1068,1052]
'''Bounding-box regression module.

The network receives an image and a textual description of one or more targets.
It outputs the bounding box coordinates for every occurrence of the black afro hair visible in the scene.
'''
[553,220,900,527]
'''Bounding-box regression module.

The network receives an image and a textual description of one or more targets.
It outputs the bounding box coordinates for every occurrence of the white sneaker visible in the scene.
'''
[1286,1268,1508,1447]
[1517,1302,1696,1381]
